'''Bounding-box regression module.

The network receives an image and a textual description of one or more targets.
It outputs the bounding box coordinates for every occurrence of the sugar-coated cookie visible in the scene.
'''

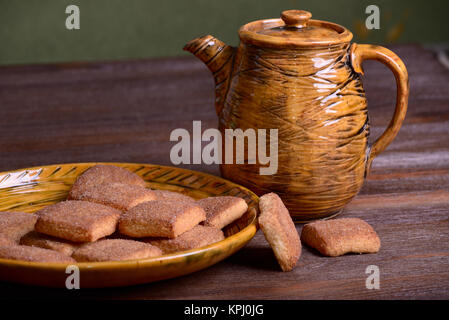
[196,196,248,229]
[0,211,37,242]
[20,231,80,256]
[0,235,15,247]
[153,190,195,203]
[258,193,301,272]
[0,245,75,263]
[145,225,224,253]
[68,164,146,200]
[69,182,156,211]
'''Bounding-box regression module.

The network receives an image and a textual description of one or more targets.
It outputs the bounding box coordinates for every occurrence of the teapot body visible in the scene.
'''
[219,42,369,221]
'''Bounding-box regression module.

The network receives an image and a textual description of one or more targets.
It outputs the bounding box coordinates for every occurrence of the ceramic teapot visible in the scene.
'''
[184,10,409,222]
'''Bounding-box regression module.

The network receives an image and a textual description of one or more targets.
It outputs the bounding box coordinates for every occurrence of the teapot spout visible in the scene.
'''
[184,35,235,115]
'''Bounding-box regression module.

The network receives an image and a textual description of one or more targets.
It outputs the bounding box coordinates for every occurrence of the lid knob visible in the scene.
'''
[281,10,312,28]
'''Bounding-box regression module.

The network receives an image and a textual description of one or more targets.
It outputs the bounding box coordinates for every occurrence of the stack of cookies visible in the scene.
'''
[0,165,248,263]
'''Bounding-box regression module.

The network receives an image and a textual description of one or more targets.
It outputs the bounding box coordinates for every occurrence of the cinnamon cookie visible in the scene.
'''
[119,200,206,238]
[72,239,162,262]
[258,193,301,272]
[35,201,121,242]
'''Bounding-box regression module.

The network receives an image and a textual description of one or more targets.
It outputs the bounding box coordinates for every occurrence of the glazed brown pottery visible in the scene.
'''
[184,10,409,222]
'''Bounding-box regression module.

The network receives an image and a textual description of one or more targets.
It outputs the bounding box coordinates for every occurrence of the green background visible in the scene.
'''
[0,0,447,65]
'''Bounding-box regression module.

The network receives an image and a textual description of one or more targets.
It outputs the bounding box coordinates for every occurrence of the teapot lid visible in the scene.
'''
[239,10,352,47]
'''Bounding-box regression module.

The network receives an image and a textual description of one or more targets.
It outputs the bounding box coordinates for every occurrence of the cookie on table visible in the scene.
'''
[72,239,162,262]
[119,200,206,238]
[258,193,301,272]
[196,196,248,229]
[20,231,80,256]
[68,164,146,200]
[69,182,156,211]
[153,190,195,203]
[0,245,75,263]
[300,218,381,257]
[145,225,225,254]
[0,211,38,242]
[0,235,15,247]
[35,201,121,242]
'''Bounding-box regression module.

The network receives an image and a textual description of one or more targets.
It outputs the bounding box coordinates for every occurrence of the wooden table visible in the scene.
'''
[0,45,448,299]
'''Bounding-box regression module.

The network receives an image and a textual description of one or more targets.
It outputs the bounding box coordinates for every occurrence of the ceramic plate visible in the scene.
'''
[0,162,258,288]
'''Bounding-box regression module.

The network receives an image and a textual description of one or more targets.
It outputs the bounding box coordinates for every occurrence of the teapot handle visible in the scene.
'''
[350,43,409,174]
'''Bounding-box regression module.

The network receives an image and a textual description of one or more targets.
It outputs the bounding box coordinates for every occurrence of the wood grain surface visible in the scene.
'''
[0,44,448,299]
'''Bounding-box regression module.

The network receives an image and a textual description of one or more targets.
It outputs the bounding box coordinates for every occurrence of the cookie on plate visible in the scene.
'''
[20,231,80,256]
[196,196,248,229]
[35,201,121,242]
[68,164,146,200]
[119,200,206,238]
[300,218,381,257]
[258,193,301,272]
[0,211,38,242]
[0,245,75,263]
[69,182,156,211]
[153,190,195,203]
[0,235,15,247]
[72,239,162,262]
[145,225,225,253]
